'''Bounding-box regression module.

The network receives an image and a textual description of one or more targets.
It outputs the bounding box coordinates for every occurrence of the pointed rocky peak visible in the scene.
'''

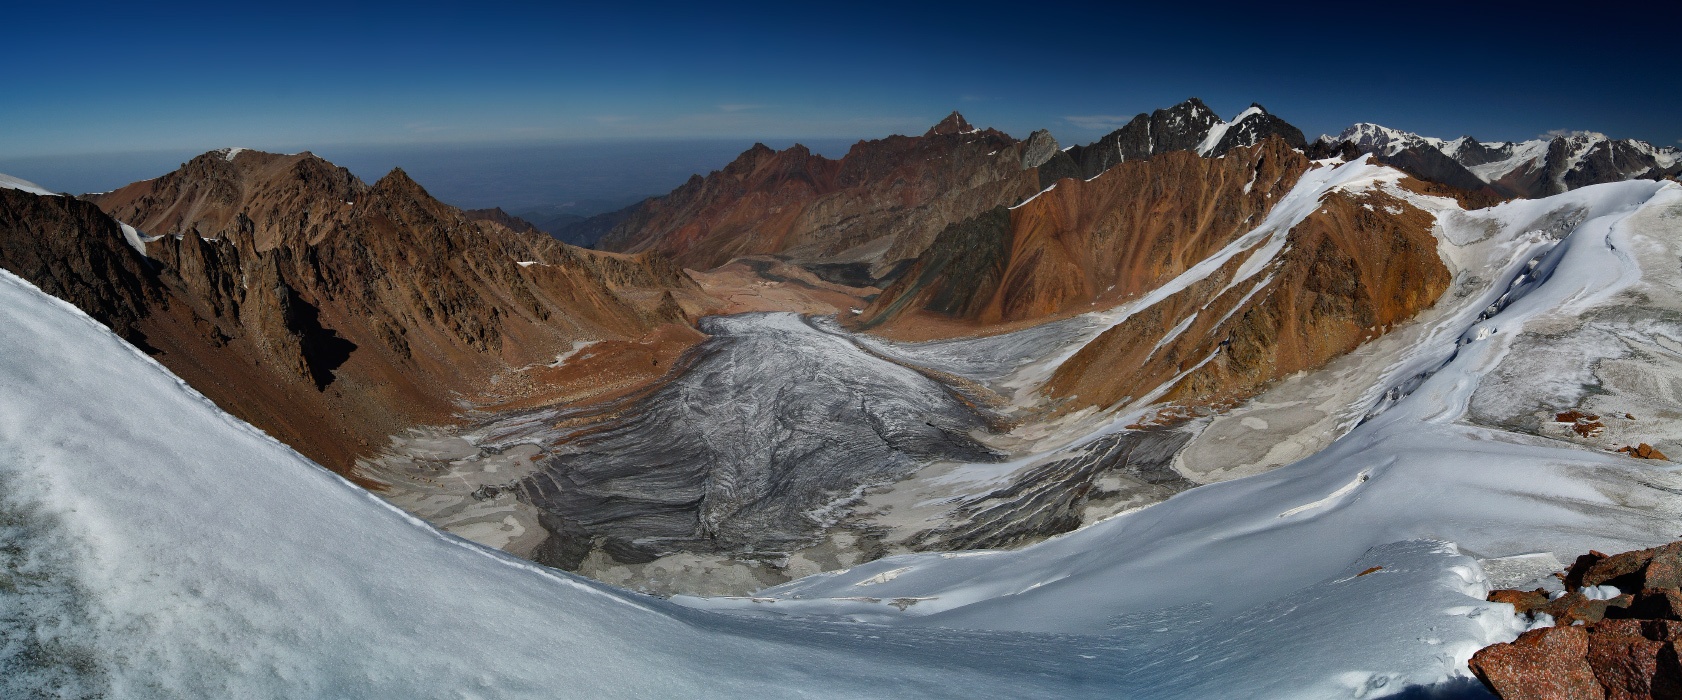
[373,167,425,194]
[366,168,451,218]
[925,111,975,137]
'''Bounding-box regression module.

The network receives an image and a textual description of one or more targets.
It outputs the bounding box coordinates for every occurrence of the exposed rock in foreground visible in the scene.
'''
[1473,541,1682,699]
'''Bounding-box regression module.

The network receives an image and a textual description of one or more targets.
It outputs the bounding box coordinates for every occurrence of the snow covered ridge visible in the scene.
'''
[1322,123,1682,196]
[0,171,56,196]
[0,269,1144,698]
[1193,104,1266,156]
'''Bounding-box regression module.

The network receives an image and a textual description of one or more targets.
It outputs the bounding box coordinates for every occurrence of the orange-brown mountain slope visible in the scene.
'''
[859,139,1451,416]
[1,149,699,473]
[595,113,1056,271]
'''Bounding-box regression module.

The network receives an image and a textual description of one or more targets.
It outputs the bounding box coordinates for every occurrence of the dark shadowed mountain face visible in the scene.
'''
[1063,99,1307,180]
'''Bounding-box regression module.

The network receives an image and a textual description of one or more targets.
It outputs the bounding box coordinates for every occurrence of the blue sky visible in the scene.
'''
[3,0,1678,160]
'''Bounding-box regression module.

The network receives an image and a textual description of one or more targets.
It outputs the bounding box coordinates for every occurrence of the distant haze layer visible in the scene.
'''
[0,138,858,217]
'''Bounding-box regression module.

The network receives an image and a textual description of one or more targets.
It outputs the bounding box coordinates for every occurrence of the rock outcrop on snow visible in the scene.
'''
[1474,541,1682,699]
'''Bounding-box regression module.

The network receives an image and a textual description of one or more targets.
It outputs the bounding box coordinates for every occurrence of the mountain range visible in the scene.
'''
[3,97,1680,697]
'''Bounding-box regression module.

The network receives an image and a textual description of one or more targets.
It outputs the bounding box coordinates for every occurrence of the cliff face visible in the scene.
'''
[3,151,696,472]
[595,112,1045,270]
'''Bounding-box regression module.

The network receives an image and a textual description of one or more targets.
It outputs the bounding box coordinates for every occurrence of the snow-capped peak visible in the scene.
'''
[1331,123,1449,156]
[216,147,250,162]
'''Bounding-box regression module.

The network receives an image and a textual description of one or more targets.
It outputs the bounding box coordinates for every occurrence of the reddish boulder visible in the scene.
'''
[1585,628,1669,699]
[1544,592,1634,626]
[1470,626,1604,699]
[1475,540,1682,699]
[1583,543,1682,592]
[1570,552,1613,591]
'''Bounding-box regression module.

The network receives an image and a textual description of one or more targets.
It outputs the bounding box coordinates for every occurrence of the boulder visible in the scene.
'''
[1490,588,1552,615]
[1615,589,1682,622]
[1470,626,1604,700]
[1583,543,1682,592]
[1544,591,1634,626]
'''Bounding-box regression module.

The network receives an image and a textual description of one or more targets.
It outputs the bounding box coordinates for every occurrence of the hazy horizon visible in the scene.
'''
[0,137,864,216]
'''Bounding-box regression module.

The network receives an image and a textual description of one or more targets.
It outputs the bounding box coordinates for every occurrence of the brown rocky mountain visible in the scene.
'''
[859,137,1449,416]
[594,112,1046,271]
[591,100,1311,279]
[1,149,698,473]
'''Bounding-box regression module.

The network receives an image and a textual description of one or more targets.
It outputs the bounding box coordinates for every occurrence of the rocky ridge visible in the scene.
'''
[593,112,1045,270]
